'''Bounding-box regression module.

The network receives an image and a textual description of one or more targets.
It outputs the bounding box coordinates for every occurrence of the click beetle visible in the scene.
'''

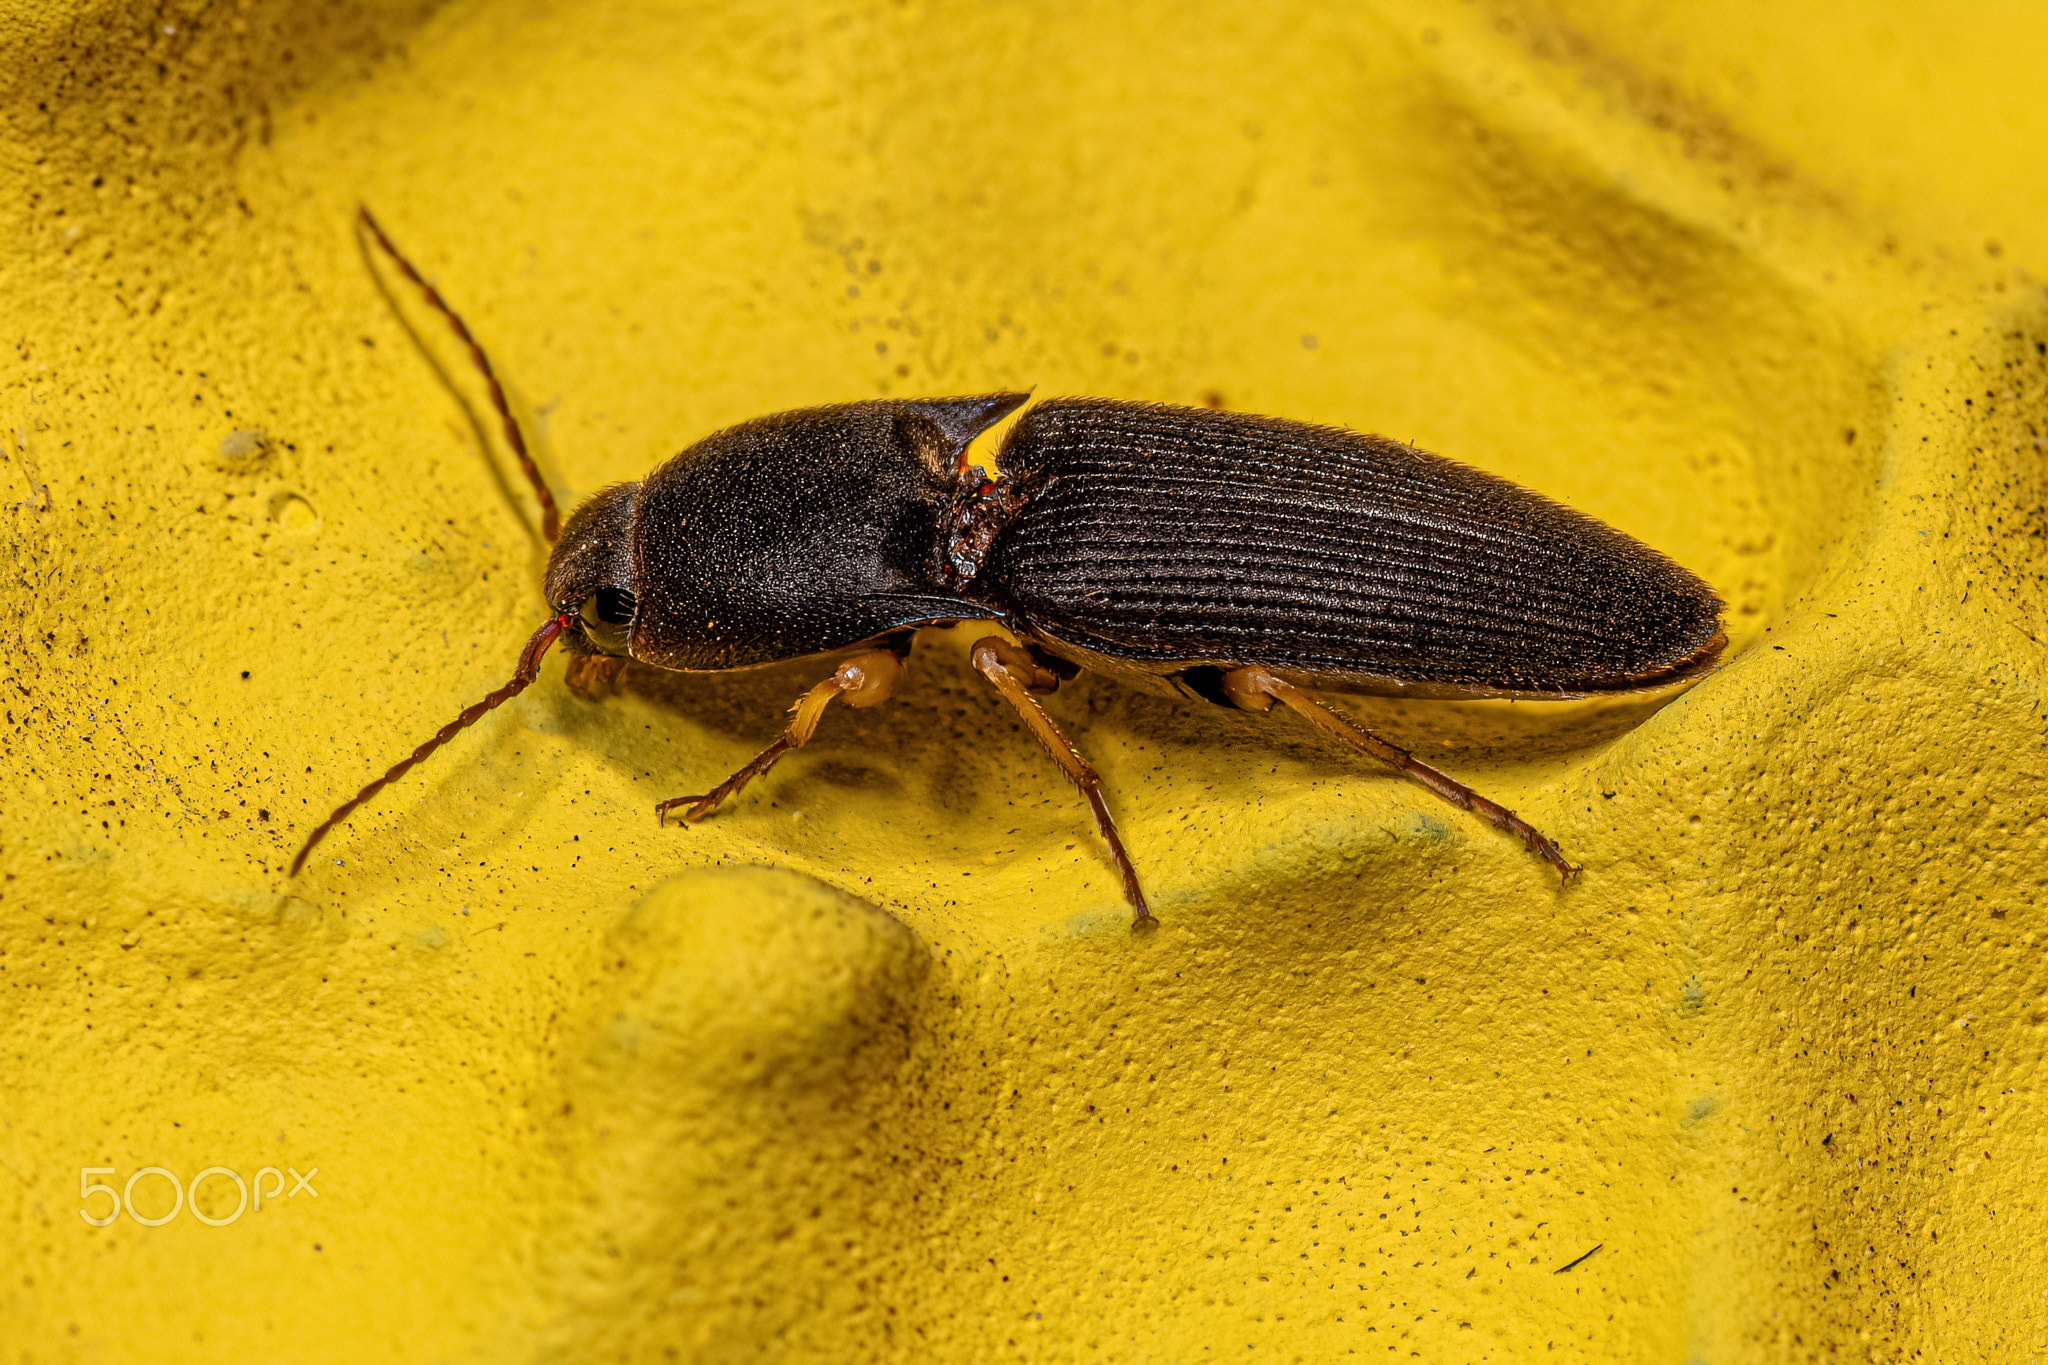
[291,208,1726,928]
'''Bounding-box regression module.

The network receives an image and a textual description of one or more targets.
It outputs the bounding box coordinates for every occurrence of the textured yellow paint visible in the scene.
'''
[3,0,2044,1359]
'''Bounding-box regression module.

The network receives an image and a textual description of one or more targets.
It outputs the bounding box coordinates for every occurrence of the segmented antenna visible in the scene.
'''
[289,614,571,877]
[356,204,563,544]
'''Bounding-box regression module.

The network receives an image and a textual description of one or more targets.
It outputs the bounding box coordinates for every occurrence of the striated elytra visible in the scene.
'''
[293,209,1727,927]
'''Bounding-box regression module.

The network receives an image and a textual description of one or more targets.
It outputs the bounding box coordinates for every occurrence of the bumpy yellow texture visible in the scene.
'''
[3,0,2044,1359]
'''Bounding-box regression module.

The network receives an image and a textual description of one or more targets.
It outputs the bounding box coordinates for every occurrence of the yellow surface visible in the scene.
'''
[3,0,2044,1358]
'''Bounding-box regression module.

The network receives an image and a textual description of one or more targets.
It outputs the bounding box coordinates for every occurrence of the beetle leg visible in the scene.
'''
[1222,666,1580,882]
[563,652,629,700]
[657,644,908,825]
[969,636,1155,928]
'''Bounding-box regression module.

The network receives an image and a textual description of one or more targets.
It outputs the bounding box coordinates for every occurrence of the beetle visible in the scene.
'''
[290,208,1726,928]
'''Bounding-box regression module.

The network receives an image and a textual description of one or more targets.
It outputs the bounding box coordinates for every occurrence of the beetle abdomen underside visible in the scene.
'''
[981,400,1725,696]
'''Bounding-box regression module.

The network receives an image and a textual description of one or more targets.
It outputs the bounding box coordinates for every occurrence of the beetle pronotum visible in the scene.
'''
[292,207,1726,928]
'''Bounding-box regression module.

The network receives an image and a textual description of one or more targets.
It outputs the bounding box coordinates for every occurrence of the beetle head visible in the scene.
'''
[544,481,640,656]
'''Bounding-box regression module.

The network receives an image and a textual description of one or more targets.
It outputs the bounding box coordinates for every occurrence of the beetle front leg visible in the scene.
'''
[1221,666,1579,881]
[969,636,1155,929]
[657,642,908,825]
[563,652,629,700]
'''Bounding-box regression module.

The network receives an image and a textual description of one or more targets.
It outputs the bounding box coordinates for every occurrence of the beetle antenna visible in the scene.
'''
[355,204,564,544]
[289,614,571,877]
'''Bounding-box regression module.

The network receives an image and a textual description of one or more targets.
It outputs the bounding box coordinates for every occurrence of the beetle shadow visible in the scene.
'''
[1042,669,1701,776]
[603,640,1697,753]
[603,656,822,741]
[584,653,990,811]
[536,639,1706,930]
[581,638,1697,834]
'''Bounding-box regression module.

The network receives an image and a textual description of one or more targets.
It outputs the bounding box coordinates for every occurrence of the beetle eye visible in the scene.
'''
[577,587,636,656]
[582,587,637,627]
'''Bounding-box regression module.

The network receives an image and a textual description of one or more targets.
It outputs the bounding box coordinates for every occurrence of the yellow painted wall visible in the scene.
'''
[3,0,2044,1359]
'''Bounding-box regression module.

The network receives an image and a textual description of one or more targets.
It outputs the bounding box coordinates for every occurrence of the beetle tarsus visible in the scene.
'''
[656,646,909,826]
[658,735,799,825]
[970,636,1155,929]
[1227,666,1577,883]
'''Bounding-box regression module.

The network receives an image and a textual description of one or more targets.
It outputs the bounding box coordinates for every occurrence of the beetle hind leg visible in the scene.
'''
[969,636,1155,929]
[657,642,908,826]
[1223,666,1579,881]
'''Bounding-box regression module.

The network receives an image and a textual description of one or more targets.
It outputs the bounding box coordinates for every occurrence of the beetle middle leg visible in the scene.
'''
[969,636,1154,928]
[1221,666,1579,881]
[657,641,909,825]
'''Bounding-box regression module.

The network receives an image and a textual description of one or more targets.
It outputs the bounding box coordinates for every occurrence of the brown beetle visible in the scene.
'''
[292,208,1725,927]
